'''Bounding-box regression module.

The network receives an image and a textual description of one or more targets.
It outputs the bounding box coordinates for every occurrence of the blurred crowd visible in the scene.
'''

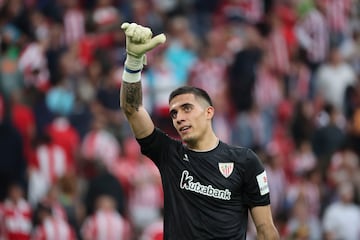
[1,0,360,239]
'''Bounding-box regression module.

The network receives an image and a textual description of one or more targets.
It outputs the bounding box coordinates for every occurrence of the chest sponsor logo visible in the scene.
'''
[218,162,234,178]
[179,170,231,200]
[256,171,269,195]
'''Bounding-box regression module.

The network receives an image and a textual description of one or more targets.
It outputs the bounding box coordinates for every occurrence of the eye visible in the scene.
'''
[170,110,177,119]
[183,104,192,113]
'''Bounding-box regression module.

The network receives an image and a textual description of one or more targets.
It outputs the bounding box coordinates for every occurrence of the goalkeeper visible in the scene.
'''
[120,22,279,240]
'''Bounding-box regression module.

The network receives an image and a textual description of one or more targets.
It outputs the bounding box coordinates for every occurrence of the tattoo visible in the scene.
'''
[121,81,142,115]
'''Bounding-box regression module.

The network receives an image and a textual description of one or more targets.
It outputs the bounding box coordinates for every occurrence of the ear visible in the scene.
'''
[205,106,215,120]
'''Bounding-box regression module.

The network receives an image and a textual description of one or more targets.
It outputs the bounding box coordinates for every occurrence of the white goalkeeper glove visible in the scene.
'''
[121,22,166,82]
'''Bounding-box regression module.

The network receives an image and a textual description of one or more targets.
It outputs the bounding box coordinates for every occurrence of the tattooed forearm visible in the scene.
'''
[120,81,143,116]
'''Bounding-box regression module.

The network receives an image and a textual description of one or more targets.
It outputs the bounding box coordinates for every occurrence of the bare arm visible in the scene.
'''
[120,81,154,139]
[250,205,279,240]
[119,22,166,139]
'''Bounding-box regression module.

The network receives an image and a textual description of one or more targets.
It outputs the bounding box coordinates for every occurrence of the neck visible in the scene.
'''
[187,131,219,152]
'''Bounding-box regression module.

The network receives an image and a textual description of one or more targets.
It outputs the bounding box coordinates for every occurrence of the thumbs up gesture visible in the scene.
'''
[121,23,166,82]
[121,22,166,58]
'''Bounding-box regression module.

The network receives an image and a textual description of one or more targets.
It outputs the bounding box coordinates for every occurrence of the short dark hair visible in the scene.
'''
[169,86,213,106]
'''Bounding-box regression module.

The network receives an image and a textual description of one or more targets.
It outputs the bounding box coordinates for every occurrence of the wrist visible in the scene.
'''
[124,54,145,71]
[123,54,145,83]
[122,67,141,83]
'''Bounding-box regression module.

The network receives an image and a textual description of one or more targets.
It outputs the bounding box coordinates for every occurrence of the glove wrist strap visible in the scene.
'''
[122,70,141,83]
[124,54,145,71]
[123,54,145,83]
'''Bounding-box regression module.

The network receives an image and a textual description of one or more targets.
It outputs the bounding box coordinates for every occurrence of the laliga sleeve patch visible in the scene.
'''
[256,171,269,195]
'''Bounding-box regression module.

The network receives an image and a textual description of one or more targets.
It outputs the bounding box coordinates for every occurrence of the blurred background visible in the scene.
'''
[0,0,360,239]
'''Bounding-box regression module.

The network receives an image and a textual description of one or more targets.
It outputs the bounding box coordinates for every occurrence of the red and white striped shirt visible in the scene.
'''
[296,8,329,63]
[63,8,85,45]
[289,63,311,101]
[46,117,80,172]
[140,219,163,240]
[39,198,67,222]
[18,43,50,91]
[217,0,263,24]
[238,0,263,23]
[32,217,75,240]
[0,199,32,240]
[324,0,351,33]
[267,27,290,75]
[188,58,227,99]
[33,143,69,184]
[255,67,283,110]
[81,130,120,171]
[81,210,130,240]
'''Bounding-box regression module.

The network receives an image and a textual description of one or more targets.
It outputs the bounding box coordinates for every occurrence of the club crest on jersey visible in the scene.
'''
[218,162,234,178]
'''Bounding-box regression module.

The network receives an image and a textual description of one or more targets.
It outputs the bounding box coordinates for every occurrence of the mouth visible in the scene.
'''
[179,126,191,134]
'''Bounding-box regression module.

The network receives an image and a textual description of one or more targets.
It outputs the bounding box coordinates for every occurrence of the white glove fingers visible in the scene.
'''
[121,22,166,60]
[125,23,138,38]
[133,26,152,43]
[142,33,167,52]
[132,26,144,43]
[121,22,130,30]
[141,28,153,43]
[152,34,167,44]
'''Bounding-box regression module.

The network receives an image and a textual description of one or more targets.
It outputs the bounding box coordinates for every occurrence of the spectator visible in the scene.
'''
[327,141,360,191]
[340,30,360,75]
[27,133,69,206]
[10,90,36,167]
[284,196,322,240]
[263,146,287,218]
[312,103,346,179]
[228,23,264,112]
[37,185,67,221]
[0,24,23,101]
[164,16,198,86]
[81,194,130,240]
[81,116,121,172]
[290,100,315,148]
[0,94,27,201]
[83,159,126,217]
[315,45,357,114]
[0,183,32,240]
[32,202,76,240]
[295,0,329,70]
[45,114,80,174]
[114,138,162,237]
[324,0,352,47]
[231,103,270,149]
[322,181,360,240]
[57,173,85,240]
[289,140,317,178]
[62,0,85,45]
[95,66,127,140]
[139,209,163,240]
[295,0,329,98]
[18,40,50,93]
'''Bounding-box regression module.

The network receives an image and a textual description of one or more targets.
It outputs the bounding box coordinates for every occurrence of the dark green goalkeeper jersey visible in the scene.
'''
[137,128,270,240]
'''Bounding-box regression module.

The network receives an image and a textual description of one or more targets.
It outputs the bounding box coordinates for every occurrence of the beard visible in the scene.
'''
[181,132,198,148]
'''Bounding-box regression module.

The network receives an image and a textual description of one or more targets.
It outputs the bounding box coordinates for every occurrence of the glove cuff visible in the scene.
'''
[124,54,146,71]
[122,69,141,83]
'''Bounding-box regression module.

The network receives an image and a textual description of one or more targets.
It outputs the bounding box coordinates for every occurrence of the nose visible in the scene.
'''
[176,118,184,125]
[175,111,185,125]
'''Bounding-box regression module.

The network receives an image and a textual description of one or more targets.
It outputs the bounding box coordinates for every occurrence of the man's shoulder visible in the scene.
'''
[220,141,250,155]
[138,128,181,145]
